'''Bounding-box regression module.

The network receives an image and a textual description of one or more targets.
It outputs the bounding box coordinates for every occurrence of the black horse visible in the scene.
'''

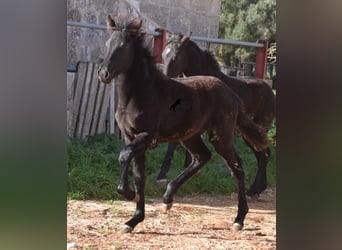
[158,33,276,197]
[97,15,268,233]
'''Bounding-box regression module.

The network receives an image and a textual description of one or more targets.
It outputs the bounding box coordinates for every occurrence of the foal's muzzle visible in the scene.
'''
[97,67,111,84]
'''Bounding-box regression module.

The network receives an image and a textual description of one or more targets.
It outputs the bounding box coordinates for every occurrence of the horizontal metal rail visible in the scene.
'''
[190,35,264,48]
[67,20,264,48]
[67,20,160,36]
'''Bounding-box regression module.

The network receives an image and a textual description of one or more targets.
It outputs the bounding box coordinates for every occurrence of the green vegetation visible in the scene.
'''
[67,122,276,200]
[216,0,276,67]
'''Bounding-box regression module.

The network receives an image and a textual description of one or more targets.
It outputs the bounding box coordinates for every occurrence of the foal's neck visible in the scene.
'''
[185,55,221,78]
[115,46,162,107]
[184,46,225,79]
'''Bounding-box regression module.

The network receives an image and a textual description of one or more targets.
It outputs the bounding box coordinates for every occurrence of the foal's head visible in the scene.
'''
[98,15,143,83]
[162,33,191,78]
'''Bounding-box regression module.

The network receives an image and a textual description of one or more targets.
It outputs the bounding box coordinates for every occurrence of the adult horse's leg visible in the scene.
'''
[156,142,179,187]
[116,133,151,232]
[209,129,248,231]
[163,134,211,209]
[243,137,271,197]
[123,152,146,233]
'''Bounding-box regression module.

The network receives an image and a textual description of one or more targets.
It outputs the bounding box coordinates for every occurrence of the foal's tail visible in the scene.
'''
[236,105,269,152]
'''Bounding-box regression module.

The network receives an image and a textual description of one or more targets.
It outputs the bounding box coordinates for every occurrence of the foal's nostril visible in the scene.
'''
[98,67,110,81]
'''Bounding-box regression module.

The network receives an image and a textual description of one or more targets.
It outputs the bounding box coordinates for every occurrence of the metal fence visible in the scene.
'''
[67,20,272,139]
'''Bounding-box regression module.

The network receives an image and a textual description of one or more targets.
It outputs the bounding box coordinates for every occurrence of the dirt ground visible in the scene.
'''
[67,188,276,249]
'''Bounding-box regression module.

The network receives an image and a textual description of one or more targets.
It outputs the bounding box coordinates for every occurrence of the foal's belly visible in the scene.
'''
[157,127,203,143]
[156,109,210,142]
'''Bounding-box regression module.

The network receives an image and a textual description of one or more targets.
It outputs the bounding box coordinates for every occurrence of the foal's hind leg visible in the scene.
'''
[163,134,211,209]
[209,130,249,231]
[156,142,179,188]
[243,137,271,197]
[183,150,192,168]
[156,143,195,189]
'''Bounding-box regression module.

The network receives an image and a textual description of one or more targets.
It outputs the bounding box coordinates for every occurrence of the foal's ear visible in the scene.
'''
[178,35,190,50]
[127,18,142,31]
[106,15,116,33]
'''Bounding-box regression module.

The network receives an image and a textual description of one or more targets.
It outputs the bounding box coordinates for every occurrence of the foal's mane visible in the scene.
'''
[138,41,166,79]
[136,37,160,73]
[113,16,164,78]
[202,50,221,72]
[165,33,183,46]
[188,41,221,72]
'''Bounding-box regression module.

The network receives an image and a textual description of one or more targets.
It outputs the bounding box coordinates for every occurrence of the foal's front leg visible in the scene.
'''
[123,152,146,233]
[116,133,151,232]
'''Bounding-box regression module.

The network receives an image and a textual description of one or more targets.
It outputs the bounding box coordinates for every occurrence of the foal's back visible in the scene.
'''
[155,75,240,143]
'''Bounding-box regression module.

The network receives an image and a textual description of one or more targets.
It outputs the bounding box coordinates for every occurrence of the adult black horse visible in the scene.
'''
[157,33,276,197]
[97,15,268,233]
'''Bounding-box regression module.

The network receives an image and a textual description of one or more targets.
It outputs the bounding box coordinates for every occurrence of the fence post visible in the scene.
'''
[255,40,269,79]
[153,29,168,63]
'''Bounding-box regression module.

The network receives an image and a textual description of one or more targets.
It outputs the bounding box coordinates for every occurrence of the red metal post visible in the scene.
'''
[153,28,168,63]
[255,40,269,79]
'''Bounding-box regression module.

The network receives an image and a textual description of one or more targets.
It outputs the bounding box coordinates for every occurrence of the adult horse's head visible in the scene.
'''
[162,33,191,78]
[98,15,142,83]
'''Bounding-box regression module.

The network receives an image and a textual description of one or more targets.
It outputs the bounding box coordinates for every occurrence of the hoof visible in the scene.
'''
[165,202,173,211]
[232,222,243,231]
[156,179,168,189]
[122,224,133,233]
[194,170,201,176]
[132,194,140,203]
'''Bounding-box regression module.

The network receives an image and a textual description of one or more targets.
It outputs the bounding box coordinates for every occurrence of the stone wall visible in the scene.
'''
[67,0,221,67]
[140,0,221,37]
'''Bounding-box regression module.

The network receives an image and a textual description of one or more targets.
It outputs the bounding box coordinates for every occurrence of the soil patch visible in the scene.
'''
[67,188,276,249]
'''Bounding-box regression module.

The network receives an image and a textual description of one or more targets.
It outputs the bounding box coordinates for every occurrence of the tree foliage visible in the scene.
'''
[216,0,276,66]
